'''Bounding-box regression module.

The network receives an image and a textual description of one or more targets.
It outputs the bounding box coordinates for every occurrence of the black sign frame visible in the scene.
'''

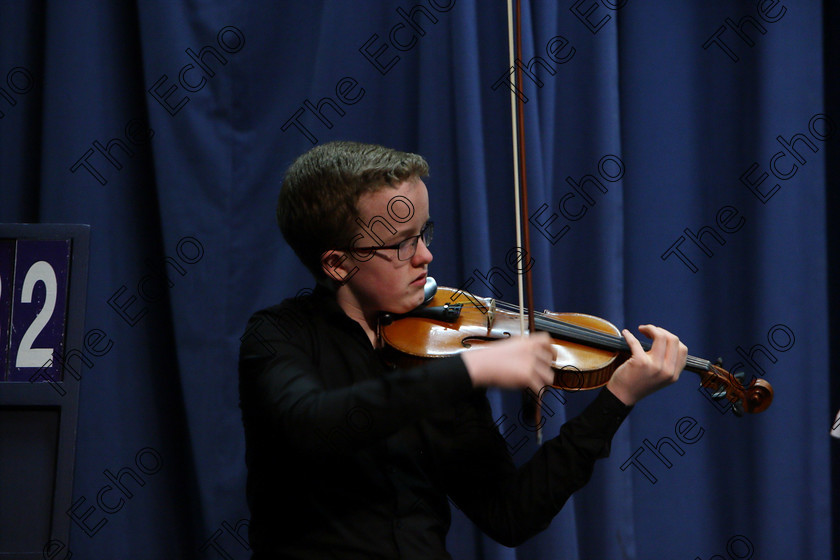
[0,224,90,559]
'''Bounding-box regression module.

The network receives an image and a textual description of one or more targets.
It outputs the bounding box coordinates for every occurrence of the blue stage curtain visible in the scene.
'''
[1,1,835,558]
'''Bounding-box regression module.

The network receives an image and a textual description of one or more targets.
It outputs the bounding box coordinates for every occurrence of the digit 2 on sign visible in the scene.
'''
[2,239,71,382]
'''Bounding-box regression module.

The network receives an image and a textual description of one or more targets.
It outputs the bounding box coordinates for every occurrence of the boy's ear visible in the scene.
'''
[320,250,359,284]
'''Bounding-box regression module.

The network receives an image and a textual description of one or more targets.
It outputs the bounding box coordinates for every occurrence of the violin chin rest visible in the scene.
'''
[423,276,438,304]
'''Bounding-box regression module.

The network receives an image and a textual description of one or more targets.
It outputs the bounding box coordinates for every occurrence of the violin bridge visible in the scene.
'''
[487,299,496,331]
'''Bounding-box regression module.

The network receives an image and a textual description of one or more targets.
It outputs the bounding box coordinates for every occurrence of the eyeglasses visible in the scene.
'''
[347,221,433,261]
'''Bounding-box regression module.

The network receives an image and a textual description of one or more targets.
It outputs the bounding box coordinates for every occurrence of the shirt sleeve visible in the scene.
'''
[437,385,632,547]
[238,308,475,458]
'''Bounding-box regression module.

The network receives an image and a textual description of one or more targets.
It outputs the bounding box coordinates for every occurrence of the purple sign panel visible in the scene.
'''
[7,239,71,382]
[0,240,16,381]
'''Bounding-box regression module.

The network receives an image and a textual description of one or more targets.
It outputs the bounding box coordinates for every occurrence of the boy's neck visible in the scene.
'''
[335,287,380,348]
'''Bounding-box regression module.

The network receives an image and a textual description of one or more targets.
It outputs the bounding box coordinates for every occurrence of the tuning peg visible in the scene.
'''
[731,401,744,417]
[711,385,727,400]
[733,371,745,382]
[715,357,724,366]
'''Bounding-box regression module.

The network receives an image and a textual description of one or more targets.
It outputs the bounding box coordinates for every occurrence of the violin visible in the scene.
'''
[380,278,773,416]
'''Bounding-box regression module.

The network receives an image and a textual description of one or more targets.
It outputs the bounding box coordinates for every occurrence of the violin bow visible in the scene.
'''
[506,0,543,443]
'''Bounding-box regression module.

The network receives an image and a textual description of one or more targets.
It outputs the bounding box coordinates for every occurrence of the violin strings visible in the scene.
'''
[454,298,712,373]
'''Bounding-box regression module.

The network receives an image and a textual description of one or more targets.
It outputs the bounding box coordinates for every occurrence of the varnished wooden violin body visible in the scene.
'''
[380,279,773,416]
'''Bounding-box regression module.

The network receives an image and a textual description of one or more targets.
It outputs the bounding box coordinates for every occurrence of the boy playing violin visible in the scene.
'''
[238,141,687,559]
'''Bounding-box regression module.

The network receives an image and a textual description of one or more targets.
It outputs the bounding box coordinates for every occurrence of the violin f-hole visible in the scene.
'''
[461,333,511,348]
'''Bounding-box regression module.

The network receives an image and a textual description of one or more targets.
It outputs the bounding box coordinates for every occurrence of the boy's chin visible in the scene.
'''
[384,293,424,316]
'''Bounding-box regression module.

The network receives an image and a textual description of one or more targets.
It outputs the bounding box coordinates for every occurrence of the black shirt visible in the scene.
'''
[238,285,632,559]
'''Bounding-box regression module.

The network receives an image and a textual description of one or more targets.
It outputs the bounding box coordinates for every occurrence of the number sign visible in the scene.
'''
[0,238,71,382]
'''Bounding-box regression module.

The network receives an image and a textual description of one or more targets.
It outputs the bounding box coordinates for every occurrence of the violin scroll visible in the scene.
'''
[704,361,774,416]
